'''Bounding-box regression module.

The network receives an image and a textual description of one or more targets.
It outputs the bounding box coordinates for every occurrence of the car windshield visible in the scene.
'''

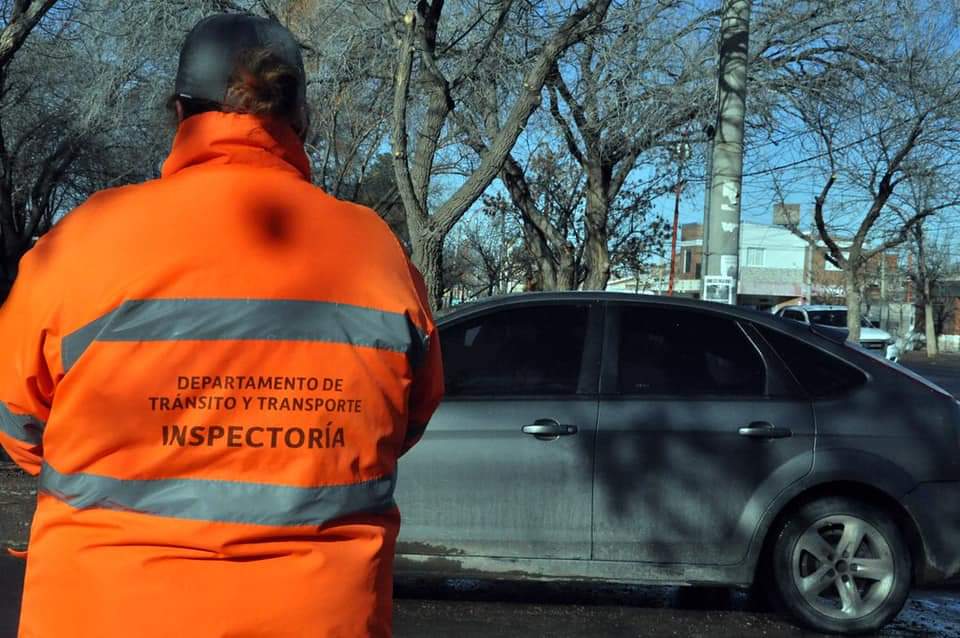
[806,310,874,329]
[807,310,847,327]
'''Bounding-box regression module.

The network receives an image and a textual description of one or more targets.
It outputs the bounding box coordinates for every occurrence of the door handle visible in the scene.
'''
[522,419,578,438]
[738,422,792,439]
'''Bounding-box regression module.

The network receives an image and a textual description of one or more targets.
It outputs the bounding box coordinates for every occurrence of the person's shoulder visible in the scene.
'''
[24,180,162,266]
[59,180,161,228]
[313,189,380,219]
[314,190,401,239]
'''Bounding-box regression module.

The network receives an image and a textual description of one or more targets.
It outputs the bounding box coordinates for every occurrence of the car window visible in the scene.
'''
[807,310,847,327]
[782,309,805,322]
[617,307,765,396]
[756,326,866,398]
[440,304,590,396]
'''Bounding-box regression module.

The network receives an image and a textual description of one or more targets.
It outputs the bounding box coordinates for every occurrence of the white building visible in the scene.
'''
[672,221,810,309]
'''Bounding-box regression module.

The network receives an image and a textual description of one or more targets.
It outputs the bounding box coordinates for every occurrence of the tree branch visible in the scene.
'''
[0,0,58,70]
[388,9,427,223]
[853,113,927,248]
[431,0,613,234]
[546,82,585,167]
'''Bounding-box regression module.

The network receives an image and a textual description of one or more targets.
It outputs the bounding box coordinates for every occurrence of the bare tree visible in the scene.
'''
[488,146,670,292]
[385,0,613,309]
[535,1,715,289]
[762,3,960,341]
[0,0,229,291]
[0,0,64,290]
[0,0,408,295]
[903,181,960,357]
[266,1,397,201]
[458,208,525,298]
[493,150,586,290]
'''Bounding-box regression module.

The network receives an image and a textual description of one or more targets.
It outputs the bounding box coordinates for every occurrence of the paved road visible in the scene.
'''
[2,353,960,637]
[900,352,960,397]
[394,578,960,637]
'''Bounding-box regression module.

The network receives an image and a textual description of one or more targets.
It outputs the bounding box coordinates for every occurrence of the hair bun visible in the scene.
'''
[224,48,301,120]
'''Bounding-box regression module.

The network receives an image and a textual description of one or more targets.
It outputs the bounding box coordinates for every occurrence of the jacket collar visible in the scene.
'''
[161,112,311,180]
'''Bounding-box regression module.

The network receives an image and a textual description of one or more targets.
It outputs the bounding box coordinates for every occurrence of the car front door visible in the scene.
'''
[396,300,600,560]
[592,303,815,565]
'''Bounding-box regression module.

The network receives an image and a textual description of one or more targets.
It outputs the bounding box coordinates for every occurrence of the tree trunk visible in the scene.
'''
[556,252,577,290]
[916,226,939,358]
[409,223,445,311]
[925,301,938,357]
[845,269,862,343]
[581,185,610,290]
[538,243,578,291]
[531,236,578,291]
[516,212,578,292]
[518,222,553,291]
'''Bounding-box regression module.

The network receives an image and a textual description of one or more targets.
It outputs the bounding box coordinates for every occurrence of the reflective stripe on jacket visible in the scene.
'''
[0,112,444,638]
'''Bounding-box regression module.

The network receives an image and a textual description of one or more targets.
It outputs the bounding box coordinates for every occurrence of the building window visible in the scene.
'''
[746,247,765,267]
[682,249,692,274]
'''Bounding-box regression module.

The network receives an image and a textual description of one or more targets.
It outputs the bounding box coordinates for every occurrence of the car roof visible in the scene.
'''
[440,291,794,328]
[787,305,847,311]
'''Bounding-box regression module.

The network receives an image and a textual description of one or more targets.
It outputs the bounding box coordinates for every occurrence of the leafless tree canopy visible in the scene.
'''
[756,0,960,339]
[1,0,959,320]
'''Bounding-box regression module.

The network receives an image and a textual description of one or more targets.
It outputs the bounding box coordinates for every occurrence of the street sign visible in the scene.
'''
[704,275,736,305]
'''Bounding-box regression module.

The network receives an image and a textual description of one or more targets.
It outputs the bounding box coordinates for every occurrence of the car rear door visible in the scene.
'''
[395,300,601,560]
[592,302,815,565]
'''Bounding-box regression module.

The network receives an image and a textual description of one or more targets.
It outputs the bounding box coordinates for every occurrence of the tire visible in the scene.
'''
[767,497,912,635]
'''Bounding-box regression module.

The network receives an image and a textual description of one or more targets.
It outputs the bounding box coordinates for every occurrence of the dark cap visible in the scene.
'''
[175,14,306,106]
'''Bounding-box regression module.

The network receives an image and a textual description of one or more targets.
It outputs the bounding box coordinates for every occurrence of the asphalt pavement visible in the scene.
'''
[899,351,960,397]
[2,353,960,637]
[393,580,960,637]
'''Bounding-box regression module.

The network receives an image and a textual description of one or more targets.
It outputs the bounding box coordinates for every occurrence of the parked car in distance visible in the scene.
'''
[395,292,960,635]
[774,304,899,362]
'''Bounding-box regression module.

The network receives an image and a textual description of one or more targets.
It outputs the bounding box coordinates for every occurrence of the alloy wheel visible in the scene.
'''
[791,514,896,620]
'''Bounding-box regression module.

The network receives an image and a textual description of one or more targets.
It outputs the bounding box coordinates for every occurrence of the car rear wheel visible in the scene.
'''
[769,497,911,635]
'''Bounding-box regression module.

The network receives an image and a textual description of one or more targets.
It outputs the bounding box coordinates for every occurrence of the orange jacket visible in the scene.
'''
[0,112,443,638]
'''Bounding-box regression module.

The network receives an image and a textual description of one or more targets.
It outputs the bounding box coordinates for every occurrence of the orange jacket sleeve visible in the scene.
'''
[0,247,57,476]
[400,260,444,457]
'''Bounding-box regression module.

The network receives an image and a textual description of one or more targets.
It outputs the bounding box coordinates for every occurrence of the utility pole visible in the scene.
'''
[668,136,691,296]
[702,0,750,305]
